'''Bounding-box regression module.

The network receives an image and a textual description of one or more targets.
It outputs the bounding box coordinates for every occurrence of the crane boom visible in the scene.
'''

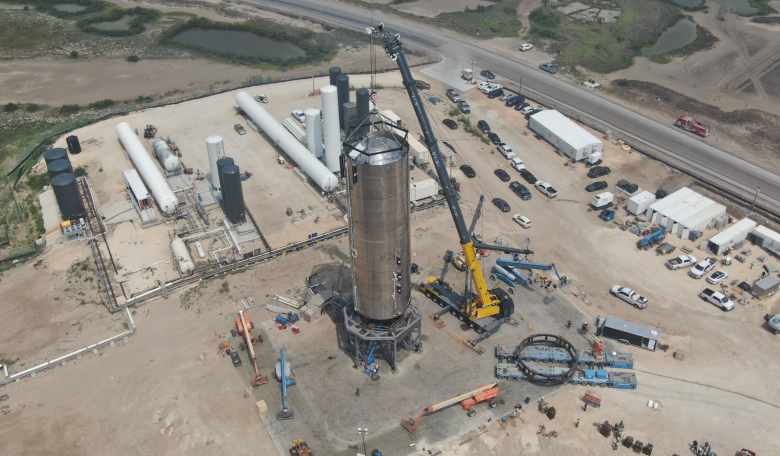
[369,23,521,320]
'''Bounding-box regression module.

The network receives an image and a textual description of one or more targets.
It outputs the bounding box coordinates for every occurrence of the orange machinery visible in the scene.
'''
[401,382,499,434]
[581,322,604,360]
[232,310,267,387]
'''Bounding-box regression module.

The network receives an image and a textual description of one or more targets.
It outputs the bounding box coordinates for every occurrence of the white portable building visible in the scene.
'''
[627,191,656,215]
[749,225,780,256]
[407,136,430,165]
[646,187,726,233]
[707,218,758,255]
[528,110,603,161]
[410,179,439,202]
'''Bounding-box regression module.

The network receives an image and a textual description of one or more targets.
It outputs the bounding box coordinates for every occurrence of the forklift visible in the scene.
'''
[369,23,533,345]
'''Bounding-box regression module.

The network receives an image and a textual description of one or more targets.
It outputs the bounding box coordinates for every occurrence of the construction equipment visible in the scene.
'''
[231,311,267,387]
[492,259,571,292]
[637,228,664,250]
[674,115,711,137]
[581,322,604,360]
[289,440,312,456]
[369,23,533,342]
[143,124,157,139]
[276,349,294,420]
[400,382,499,434]
[363,342,380,381]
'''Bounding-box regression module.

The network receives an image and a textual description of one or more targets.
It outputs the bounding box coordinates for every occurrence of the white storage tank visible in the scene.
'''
[206,135,225,189]
[195,241,206,258]
[152,138,181,172]
[304,108,323,158]
[627,190,656,215]
[171,238,194,275]
[320,85,341,173]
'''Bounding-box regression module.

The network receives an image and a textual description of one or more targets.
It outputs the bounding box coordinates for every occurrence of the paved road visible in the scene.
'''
[252,0,780,213]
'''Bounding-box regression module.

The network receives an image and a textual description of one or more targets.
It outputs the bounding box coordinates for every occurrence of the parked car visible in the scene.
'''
[228,349,242,367]
[498,143,515,159]
[536,181,558,198]
[487,89,504,99]
[460,164,476,178]
[700,288,734,311]
[446,89,461,102]
[510,157,526,172]
[525,108,541,119]
[443,119,458,130]
[254,94,269,103]
[481,70,496,80]
[666,254,697,270]
[539,63,558,74]
[458,100,471,113]
[482,83,502,94]
[488,132,501,145]
[510,181,532,200]
[494,169,511,182]
[610,285,649,309]
[585,181,608,192]
[588,166,612,178]
[506,96,525,107]
[706,270,729,285]
[478,120,491,133]
[520,168,537,184]
[519,43,534,51]
[765,314,780,334]
[415,80,431,90]
[442,141,456,153]
[520,106,535,115]
[291,109,305,123]
[513,214,532,228]
[689,258,718,279]
[514,102,531,111]
[492,198,511,212]
[499,93,514,102]
[234,124,246,135]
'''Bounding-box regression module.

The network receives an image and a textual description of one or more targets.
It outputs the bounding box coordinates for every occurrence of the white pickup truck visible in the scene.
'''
[700,288,734,311]
[688,258,718,279]
[610,285,649,309]
[498,143,515,159]
[666,254,697,270]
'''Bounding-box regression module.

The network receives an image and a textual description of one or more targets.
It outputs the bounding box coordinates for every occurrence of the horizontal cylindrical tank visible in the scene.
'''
[47,159,73,180]
[152,138,181,172]
[206,135,225,189]
[221,164,246,224]
[66,135,81,155]
[346,132,411,321]
[235,91,338,191]
[304,108,323,158]
[321,85,341,173]
[195,241,206,258]
[116,122,178,214]
[171,238,194,275]
[51,173,85,220]
[44,148,68,165]
[216,157,234,192]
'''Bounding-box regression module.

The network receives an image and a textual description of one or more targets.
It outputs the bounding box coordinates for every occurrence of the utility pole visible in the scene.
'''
[750,185,761,213]
[470,61,475,77]
[358,428,368,456]
[519,76,523,94]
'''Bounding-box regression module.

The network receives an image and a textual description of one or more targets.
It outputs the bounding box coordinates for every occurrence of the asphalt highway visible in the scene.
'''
[251,0,780,213]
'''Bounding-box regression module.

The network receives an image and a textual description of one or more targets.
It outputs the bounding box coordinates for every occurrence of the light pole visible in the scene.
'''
[470,61,475,78]
[357,428,368,455]
[750,185,761,213]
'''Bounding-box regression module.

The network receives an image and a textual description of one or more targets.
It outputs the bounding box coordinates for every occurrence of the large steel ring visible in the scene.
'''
[514,334,579,386]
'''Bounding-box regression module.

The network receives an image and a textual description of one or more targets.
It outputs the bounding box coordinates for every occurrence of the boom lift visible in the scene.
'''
[581,322,604,361]
[369,24,533,340]
[276,349,295,420]
[401,382,499,434]
[231,310,268,387]
[492,259,571,291]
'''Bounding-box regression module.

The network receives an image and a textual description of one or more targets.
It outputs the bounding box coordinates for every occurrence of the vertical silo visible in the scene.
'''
[51,173,85,220]
[221,165,245,224]
[355,88,370,137]
[206,135,225,189]
[44,148,68,165]
[216,157,234,192]
[329,66,342,86]
[47,159,73,180]
[66,136,81,155]
[346,132,411,321]
[320,86,341,173]
[304,108,323,158]
[336,74,350,131]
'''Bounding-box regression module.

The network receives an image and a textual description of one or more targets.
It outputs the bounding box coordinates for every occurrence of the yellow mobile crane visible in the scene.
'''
[368,24,533,344]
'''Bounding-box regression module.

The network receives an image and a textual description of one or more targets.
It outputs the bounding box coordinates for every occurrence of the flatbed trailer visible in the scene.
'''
[423,278,510,344]
[495,362,637,389]
[495,344,634,369]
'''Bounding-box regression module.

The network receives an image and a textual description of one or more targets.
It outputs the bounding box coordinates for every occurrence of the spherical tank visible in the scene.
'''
[205,135,224,189]
[346,132,411,321]
[152,138,181,172]
[44,148,68,165]
[171,238,194,275]
[47,159,73,180]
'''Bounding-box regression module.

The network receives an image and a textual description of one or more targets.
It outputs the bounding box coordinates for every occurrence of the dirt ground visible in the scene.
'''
[391,0,493,17]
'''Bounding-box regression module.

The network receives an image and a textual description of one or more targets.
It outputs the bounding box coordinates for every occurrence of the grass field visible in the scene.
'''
[529,0,682,73]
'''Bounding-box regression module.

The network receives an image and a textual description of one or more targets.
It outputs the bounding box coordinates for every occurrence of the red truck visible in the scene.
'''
[675,115,711,137]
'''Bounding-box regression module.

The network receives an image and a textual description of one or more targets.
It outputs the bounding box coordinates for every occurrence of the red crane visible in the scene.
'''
[401,382,499,434]
[232,310,267,387]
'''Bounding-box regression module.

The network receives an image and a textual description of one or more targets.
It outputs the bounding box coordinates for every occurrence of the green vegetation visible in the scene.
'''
[458,116,490,144]
[0,12,59,52]
[158,16,335,68]
[87,99,114,109]
[1,0,106,18]
[751,16,780,24]
[59,104,80,114]
[436,0,523,38]
[659,0,707,12]
[4,103,18,113]
[69,50,79,58]
[26,104,39,112]
[26,173,49,191]
[126,54,139,62]
[74,166,88,177]
[529,0,682,73]
[448,107,461,117]
[77,7,160,37]
[744,0,778,16]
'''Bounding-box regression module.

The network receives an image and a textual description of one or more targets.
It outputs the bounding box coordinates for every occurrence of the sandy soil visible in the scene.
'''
[391,0,493,17]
